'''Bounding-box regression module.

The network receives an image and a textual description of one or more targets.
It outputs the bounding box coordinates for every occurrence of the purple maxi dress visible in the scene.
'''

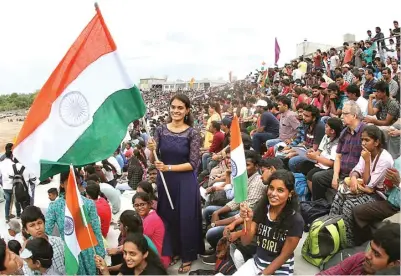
[154,125,205,262]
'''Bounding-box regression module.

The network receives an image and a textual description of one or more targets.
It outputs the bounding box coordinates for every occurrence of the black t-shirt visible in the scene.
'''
[119,261,167,275]
[260,111,279,136]
[255,208,304,264]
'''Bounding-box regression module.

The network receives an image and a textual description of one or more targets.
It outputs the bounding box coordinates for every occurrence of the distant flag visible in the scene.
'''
[189,77,195,89]
[229,71,232,83]
[13,3,146,180]
[64,165,97,275]
[230,115,248,203]
[275,37,281,66]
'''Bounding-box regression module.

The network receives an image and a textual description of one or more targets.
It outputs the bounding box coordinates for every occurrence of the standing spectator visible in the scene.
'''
[201,121,225,172]
[342,42,354,65]
[372,27,386,62]
[147,94,204,274]
[313,49,322,70]
[354,43,364,68]
[204,103,222,149]
[363,41,374,64]
[329,48,340,79]
[390,20,400,47]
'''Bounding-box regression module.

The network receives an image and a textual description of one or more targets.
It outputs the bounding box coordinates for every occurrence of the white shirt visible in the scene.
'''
[99,183,121,214]
[0,158,39,190]
[330,55,339,71]
[317,135,339,170]
[0,232,23,244]
[356,97,368,116]
[108,156,121,176]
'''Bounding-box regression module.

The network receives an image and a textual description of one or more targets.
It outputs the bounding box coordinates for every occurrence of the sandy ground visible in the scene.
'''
[0,117,24,150]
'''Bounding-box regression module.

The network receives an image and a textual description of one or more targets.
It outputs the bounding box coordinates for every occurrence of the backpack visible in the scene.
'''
[300,199,331,232]
[302,215,347,269]
[293,173,310,202]
[11,164,30,203]
[207,190,229,207]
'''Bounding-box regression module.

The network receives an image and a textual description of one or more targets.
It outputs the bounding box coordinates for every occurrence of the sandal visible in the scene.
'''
[169,256,180,267]
[178,262,192,274]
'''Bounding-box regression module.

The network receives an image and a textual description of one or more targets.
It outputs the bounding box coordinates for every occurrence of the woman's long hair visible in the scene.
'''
[119,233,167,275]
[167,94,194,127]
[119,210,143,234]
[253,170,299,231]
[209,102,221,117]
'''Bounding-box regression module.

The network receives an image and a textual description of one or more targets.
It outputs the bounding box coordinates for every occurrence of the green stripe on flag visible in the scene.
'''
[64,241,79,275]
[39,86,146,180]
[234,171,248,203]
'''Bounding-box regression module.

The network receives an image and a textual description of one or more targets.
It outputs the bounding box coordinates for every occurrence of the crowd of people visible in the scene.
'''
[0,21,400,276]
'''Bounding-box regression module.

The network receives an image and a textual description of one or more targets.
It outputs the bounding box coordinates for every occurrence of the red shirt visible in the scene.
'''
[209,131,225,153]
[95,197,111,238]
[339,81,349,93]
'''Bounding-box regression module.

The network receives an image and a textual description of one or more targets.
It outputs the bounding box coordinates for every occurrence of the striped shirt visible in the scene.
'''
[336,122,366,176]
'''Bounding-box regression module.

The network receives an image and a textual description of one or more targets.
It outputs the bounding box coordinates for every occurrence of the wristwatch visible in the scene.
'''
[168,165,172,171]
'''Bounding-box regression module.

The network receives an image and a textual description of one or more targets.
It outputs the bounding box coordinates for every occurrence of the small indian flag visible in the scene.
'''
[13,4,146,180]
[65,165,97,275]
[230,115,248,203]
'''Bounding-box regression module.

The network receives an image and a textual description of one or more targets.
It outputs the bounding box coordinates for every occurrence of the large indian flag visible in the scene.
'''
[64,165,97,275]
[230,115,248,203]
[13,4,146,180]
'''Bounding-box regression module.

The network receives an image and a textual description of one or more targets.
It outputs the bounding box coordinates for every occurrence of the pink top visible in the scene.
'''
[143,210,170,268]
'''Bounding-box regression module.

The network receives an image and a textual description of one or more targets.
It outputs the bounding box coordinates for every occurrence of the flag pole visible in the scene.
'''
[141,117,175,210]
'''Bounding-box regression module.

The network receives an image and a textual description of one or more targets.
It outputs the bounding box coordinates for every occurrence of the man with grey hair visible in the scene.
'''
[0,219,23,244]
[311,100,366,201]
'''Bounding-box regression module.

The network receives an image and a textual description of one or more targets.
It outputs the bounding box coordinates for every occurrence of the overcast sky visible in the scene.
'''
[0,0,399,94]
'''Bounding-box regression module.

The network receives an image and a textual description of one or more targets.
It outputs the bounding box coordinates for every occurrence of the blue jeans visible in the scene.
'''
[206,226,226,248]
[266,138,283,149]
[202,152,212,171]
[4,189,21,220]
[203,205,239,226]
[288,155,309,172]
[252,132,278,153]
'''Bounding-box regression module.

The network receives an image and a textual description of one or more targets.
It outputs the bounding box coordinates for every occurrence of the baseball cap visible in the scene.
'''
[255,100,267,107]
[221,117,232,128]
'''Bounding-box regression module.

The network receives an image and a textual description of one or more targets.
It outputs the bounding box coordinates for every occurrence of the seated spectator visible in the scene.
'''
[330,125,394,247]
[146,165,158,196]
[7,240,21,256]
[291,87,310,110]
[0,239,24,275]
[346,83,368,116]
[21,206,65,275]
[328,83,347,117]
[310,84,324,111]
[234,170,304,275]
[86,181,112,238]
[200,121,225,172]
[388,120,401,159]
[132,192,170,268]
[252,100,279,154]
[299,117,343,193]
[86,174,121,215]
[352,157,400,245]
[204,156,233,203]
[201,151,265,263]
[335,73,350,93]
[312,101,365,201]
[204,147,231,187]
[317,223,400,275]
[137,181,158,210]
[106,210,159,273]
[266,96,300,148]
[279,105,325,172]
[2,219,23,245]
[365,81,400,128]
[47,188,58,202]
[382,67,399,99]
[21,237,61,275]
[95,233,168,275]
[363,69,377,99]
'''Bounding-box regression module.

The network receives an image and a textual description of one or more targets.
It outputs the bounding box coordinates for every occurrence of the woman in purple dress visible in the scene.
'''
[147,94,204,274]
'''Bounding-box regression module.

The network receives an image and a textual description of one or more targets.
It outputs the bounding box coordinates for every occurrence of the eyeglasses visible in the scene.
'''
[133,203,148,208]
